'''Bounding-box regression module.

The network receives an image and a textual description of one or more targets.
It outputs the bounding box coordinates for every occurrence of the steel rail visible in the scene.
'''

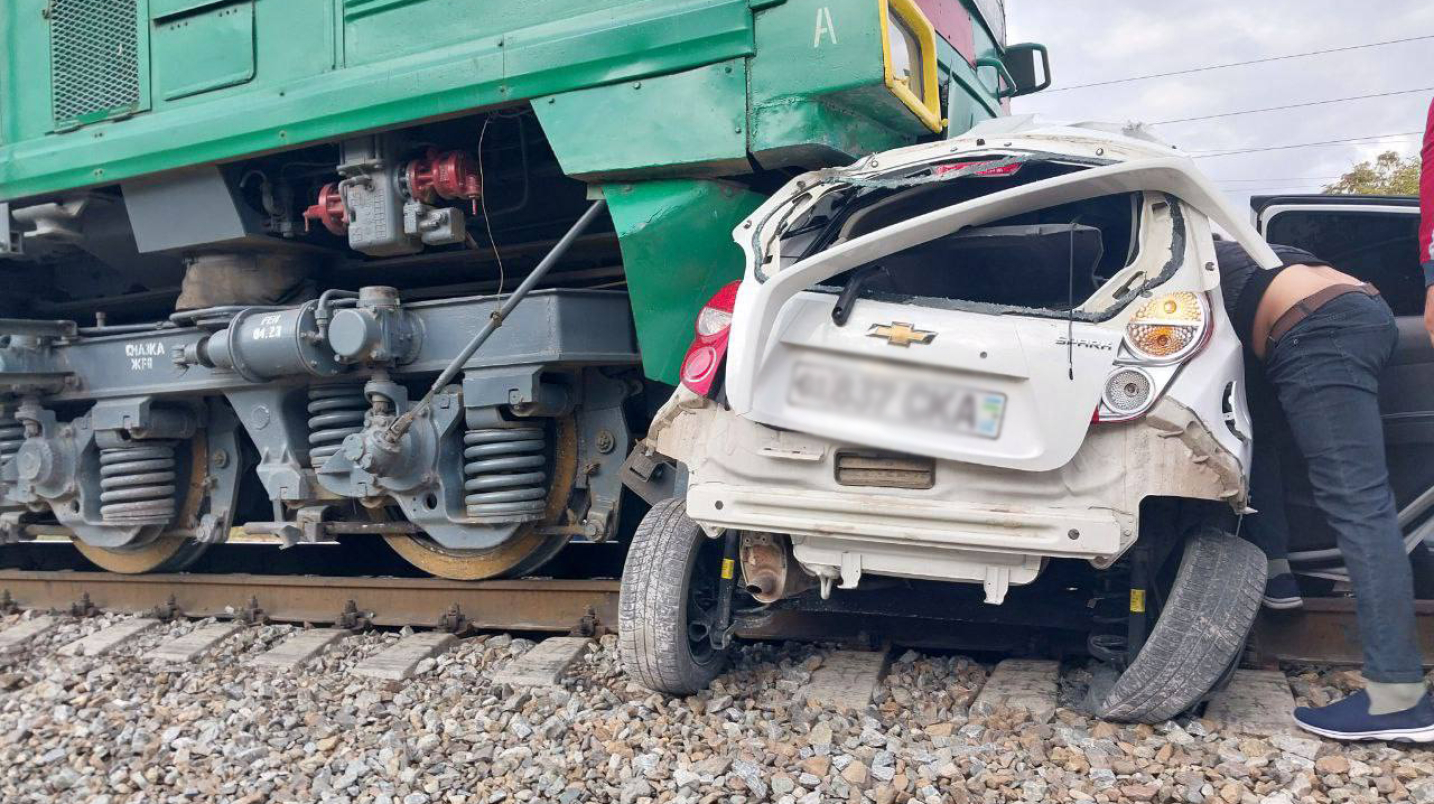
[1248,598,1434,668]
[0,567,1074,652]
[0,570,619,632]
[0,568,1428,667]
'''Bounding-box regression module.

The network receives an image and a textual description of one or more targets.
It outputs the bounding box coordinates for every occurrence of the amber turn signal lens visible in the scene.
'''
[1127,323,1196,358]
[1125,291,1206,362]
[1134,291,1203,322]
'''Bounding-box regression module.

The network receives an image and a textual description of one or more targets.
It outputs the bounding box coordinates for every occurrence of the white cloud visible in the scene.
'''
[1006,0,1430,208]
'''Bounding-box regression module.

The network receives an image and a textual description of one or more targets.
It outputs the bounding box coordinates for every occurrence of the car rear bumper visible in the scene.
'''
[647,389,1245,600]
[687,482,1125,559]
[686,480,1121,603]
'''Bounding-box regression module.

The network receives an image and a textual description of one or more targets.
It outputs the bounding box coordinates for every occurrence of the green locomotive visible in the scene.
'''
[0,0,1047,577]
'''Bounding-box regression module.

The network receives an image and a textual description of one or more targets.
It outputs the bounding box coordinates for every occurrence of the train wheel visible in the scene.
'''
[383,528,572,580]
[1093,528,1265,723]
[72,432,214,574]
[72,536,210,574]
[381,415,578,580]
[618,498,730,695]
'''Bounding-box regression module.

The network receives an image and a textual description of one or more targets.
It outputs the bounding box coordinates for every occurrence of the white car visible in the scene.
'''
[620,117,1277,722]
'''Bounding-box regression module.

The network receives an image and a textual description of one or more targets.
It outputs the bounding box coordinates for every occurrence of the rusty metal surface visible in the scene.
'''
[1,565,1427,666]
[1250,598,1434,667]
[0,566,1083,651]
[0,570,618,632]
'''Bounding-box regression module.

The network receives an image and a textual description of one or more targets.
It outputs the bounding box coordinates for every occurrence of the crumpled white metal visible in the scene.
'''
[726,125,1279,415]
[645,119,1262,597]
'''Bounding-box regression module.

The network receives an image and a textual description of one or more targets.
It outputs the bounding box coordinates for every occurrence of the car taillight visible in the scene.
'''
[680,282,741,397]
[1123,291,1207,363]
[1101,367,1155,418]
[696,306,733,337]
[1094,291,1213,423]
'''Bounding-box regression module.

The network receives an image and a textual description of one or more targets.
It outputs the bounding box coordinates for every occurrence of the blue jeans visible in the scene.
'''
[1263,292,1422,683]
[1242,361,1291,561]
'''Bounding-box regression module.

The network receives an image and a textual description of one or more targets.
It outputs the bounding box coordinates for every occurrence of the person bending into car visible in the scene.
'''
[1217,239,1431,741]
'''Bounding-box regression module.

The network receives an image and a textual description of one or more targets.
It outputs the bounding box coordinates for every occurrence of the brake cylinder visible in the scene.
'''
[191,304,345,382]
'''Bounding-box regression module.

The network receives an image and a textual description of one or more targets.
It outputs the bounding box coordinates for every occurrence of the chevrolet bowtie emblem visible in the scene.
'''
[867,322,936,347]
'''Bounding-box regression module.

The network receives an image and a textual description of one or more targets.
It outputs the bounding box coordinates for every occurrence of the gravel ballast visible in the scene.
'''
[0,610,1431,804]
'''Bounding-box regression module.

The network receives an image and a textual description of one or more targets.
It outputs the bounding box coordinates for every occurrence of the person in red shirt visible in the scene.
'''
[1422,98,1434,342]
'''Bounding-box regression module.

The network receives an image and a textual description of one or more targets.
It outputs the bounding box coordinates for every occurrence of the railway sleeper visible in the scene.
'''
[0,597,1350,740]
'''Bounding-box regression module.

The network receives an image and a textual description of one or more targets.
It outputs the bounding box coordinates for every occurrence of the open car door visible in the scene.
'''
[1252,194,1433,571]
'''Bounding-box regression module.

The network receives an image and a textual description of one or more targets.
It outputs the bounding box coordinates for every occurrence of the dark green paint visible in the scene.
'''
[1,0,757,200]
[603,180,766,384]
[1,0,1019,382]
[534,59,750,180]
[151,1,257,101]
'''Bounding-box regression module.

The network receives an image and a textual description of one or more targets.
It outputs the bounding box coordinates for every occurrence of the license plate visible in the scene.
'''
[787,360,1007,439]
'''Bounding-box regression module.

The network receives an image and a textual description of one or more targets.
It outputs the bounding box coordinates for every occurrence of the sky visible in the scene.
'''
[1006,1,1434,214]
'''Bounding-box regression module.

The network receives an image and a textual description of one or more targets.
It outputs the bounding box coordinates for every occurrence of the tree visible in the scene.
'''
[1322,150,1419,195]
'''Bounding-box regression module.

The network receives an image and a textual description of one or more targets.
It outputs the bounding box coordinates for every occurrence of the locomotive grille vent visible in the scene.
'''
[50,0,142,127]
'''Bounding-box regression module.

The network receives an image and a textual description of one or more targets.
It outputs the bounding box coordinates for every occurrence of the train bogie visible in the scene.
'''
[0,278,640,576]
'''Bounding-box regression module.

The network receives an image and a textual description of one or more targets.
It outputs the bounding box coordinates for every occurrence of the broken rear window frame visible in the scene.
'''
[746,153,1189,324]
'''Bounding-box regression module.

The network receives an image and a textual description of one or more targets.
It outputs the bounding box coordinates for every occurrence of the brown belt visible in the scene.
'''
[1264,282,1379,355]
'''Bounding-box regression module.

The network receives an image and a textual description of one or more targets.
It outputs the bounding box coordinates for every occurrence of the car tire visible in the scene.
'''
[1095,527,1266,723]
[619,498,729,694]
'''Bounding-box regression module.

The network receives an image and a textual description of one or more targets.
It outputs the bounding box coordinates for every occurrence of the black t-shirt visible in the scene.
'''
[1213,240,1329,346]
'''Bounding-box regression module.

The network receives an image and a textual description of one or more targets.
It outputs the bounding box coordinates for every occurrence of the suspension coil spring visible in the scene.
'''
[308,385,368,468]
[99,441,178,526]
[1086,570,1133,666]
[0,414,22,469]
[463,424,548,521]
